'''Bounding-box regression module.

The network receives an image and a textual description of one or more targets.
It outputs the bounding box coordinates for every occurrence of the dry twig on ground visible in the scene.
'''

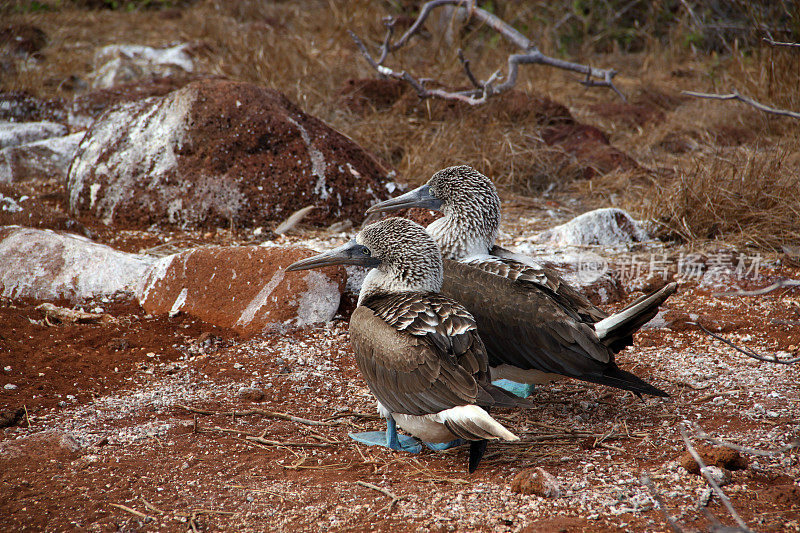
[682,90,800,120]
[714,279,800,297]
[679,423,753,533]
[690,423,800,457]
[640,476,685,533]
[690,322,800,364]
[356,480,405,513]
[109,503,152,521]
[351,0,624,104]
[178,404,338,427]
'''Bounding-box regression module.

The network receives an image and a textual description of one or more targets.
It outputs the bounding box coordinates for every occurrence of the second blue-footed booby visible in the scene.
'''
[366,165,674,399]
[286,217,529,472]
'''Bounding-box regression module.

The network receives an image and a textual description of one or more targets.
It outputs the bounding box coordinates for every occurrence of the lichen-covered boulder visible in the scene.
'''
[0,226,153,301]
[535,208,650,246]
[0,132,84,182]
[0,120,67,150]
[137,245,346,337]
[88,43,195,89]
[66,79,395,229]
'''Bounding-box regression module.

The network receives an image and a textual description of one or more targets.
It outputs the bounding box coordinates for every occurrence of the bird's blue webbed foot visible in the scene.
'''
[423,439,466,451]
[349,416,422,453]
[493,379,536,398]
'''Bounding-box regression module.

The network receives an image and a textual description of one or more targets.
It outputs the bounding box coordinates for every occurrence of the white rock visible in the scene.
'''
[0,132,84,182]
[89,43,194,89]
[4,383,17,390]
[702,465,731,486]
[0,226,155,301]
[0,120,68,150]
[0,194,22,212]
[67,92,196,225]
[535,208,650,247]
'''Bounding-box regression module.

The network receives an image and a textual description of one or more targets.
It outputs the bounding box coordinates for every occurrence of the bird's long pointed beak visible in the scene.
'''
[285,241,380,272]
[366,184,443,215]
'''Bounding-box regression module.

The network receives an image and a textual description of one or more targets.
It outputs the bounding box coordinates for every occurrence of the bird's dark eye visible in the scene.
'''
[362,247,371,256]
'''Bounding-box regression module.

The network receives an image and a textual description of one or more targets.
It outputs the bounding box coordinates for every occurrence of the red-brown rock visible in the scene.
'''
[395,89,573,126]
[510,467,561,497]
[68,76,207,130]
[542,123,638,177]
[678,444,749,475]
[137,245,346,337]
[338,78,408,114]
[0,430,82,463]
[588,102,664,128]
[66,79,395,229]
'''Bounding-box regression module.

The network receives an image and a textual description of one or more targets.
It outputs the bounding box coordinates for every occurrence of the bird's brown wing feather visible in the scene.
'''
[442,260,613,375]
[487,246,608,322]
[350,293,527,416]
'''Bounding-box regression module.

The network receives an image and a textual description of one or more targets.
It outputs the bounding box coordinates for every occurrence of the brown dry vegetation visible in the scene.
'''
[5,0,797,251]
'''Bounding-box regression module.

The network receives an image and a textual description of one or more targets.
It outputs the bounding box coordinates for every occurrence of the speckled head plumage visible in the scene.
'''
[356,217,443,300]
[426,166,500,223]
[365,165,501,260]
[425,166,500,260]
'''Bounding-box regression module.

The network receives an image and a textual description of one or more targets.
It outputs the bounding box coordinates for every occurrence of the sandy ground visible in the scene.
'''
[2,209,799,532]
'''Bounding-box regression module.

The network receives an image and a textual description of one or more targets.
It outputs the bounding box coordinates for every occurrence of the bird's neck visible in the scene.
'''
[427,209,498,261]
[358,266,443,306]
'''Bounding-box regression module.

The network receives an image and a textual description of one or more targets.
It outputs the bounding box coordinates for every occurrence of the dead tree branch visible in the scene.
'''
[679,423,753,533]
[689,322,800,364]
[351,0,624,104]
[762,37,800,49]
[683,90,800,120]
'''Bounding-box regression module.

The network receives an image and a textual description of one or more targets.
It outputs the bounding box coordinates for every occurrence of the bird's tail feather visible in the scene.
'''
[582,365,669,397]
[594,282,677,347]
[438,405,519,442]
[468,440,488,473]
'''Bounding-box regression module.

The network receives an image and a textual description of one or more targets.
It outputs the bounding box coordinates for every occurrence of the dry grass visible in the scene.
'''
[589,144,800,251]
[645,146,800,251]
[2,0,799,249]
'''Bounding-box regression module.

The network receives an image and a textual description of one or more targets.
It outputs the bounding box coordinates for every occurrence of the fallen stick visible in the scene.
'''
[178,404,338,427]
[714,279,800,297]
[692,389,741,404]
[204,426,336,448]
[109,503,152,521]
[679,423,753,533]
[690,323,800,365]
[352,0,624,104]
[762,37,800,49]
[356,480,405,513]
[640,476,685,533]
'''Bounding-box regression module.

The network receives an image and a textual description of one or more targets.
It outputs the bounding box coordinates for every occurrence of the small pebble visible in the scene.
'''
[4,383,17,390]
[3,366,10,371]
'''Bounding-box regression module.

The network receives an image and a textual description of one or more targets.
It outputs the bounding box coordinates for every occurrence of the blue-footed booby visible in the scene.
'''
[286,217,529,472]
[366,165,674,398]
